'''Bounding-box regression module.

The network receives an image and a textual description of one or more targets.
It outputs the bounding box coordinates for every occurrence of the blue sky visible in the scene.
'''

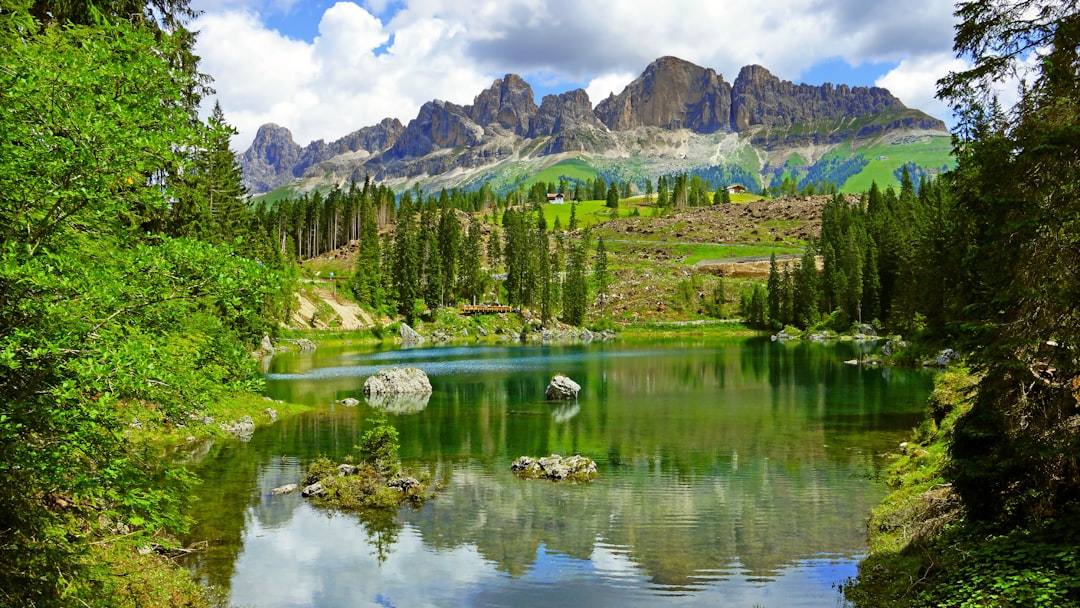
[190,0,966,150]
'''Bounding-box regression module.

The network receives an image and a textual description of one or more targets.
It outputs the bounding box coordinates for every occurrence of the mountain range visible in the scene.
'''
[238,56,952,198]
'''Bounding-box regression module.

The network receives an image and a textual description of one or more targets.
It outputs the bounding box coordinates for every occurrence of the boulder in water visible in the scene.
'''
[545,375,580,400]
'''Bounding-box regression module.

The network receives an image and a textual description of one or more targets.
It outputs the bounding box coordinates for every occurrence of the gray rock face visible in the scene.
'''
[238,119,403,193]
[301,482,325,497]
[238,123,302,193]
[399,323,425,347]
[363,367,433,396]
[596,56,732,133]
[532,89,605,135]
[730,64,905,131]
[469,74,538,136]
[545,375,581,400]
[384,99,484,161]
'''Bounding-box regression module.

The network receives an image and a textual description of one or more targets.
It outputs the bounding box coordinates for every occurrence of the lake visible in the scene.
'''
[183,337,934,607]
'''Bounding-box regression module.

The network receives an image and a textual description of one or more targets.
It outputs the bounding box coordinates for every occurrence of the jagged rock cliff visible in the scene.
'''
[730,64,902,130]
[239,56,948,194]
[238,118,403,193]
[595,56,732,133]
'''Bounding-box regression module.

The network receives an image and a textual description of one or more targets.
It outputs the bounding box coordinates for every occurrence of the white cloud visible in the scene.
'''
[585,72,637,105]
[875,53,969,127]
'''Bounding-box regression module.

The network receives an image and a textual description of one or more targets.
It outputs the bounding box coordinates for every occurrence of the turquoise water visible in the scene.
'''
[184,338,934,607]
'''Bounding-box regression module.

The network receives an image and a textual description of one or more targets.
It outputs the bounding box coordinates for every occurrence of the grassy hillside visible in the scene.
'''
[844,135,954,193]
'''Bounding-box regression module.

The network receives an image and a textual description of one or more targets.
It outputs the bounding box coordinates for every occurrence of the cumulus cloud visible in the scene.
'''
[875,53,968,126]
[585,72,638,105]
[192,0,962,149]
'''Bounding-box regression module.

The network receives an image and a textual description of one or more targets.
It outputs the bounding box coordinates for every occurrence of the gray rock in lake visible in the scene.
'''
[545,374,581,400]
[364,367,433,396]
[336,397,361,407]
[301,482,325,497]
[271,483,297,495]
[511,454,597,482]
[399,323,425,347]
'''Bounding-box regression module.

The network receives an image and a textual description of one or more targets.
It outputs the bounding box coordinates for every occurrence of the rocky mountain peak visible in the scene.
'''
[469,74,538,135]
[238,123,303,193]
[730,64,905,131]
[595,55,732,133]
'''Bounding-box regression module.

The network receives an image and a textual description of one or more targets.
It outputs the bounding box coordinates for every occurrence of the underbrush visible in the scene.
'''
[842,369,1080,607]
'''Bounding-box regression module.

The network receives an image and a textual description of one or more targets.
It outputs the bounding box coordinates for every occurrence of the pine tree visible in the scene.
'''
[767,252,781,327]
[937,1,1080,522]
[459,215,484,304]
[606,183,620,209]
[391,197,419,323]
[562,239,588,326]
[792,246,820,328]
[437,204,460,305]
[594,237,609,317]
[351,189,383,309]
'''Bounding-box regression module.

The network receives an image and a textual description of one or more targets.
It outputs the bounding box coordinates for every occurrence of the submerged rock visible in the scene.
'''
[271,483,297,495]
[512,454,597,482]
[545,375,581,400]
[364,367,433,396]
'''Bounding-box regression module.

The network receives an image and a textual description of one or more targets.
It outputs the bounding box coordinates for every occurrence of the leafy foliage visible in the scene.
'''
[0,5,289,604]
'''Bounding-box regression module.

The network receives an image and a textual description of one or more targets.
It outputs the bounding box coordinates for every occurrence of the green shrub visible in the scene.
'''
[357,414,400,477]
[302,457,337,487]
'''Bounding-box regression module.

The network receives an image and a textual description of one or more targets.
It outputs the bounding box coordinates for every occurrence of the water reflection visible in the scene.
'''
[185,339,933,607]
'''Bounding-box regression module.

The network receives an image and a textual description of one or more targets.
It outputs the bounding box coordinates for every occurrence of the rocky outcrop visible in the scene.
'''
[545,375,581,400]
[238,123,303,193]
[596,56,732,133]
[469,74,538,136]
[383,100,483,161]
[363,367,433,396]
[511,454,597,482]
[399,323,424,347]
[731,64,905,131]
